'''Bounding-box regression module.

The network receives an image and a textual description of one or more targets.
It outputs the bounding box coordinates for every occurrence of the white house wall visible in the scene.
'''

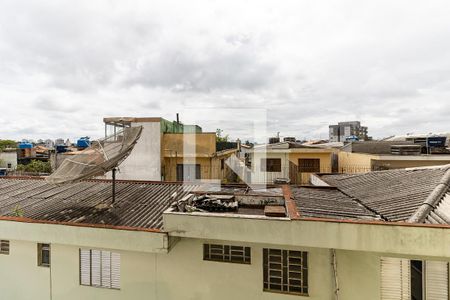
[3,237,449,300]
[251,152,289,184]
[107,121,162,180]
[0,151,17,169]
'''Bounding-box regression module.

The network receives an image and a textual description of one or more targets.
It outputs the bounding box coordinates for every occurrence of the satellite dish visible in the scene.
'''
[46,126,143,185]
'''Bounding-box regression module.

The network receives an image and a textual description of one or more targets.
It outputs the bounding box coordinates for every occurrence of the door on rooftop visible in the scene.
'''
[176,164,201,181]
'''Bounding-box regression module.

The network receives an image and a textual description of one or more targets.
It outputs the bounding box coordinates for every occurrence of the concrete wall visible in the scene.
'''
[338,152,374,173]
[162,133,216,157]
[372,159,450,170]
[288,152,333,184]
[0,240,50,300]
[0,151,18,169]
[156,238,334,300]
[0,238,335,300]
[6,237,450,300]
[162,133,228,182]
[163,157,216,181]
[336,250,380,300]
[338,151,450,173]
[108,121,162,180]
[251,152,290,184]
[163,155,236,182]
[52,244,157,300]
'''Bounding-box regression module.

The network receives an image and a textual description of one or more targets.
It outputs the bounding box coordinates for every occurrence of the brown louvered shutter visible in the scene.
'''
[425,261,449,300]
[111,252,121,289]
[380,257,410,300]
[80,249,91,286]
[298,159,320,173]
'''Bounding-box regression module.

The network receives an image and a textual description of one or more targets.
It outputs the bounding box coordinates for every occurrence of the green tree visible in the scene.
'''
[216,128,229,143]
[0,140,17,151]
[17,160,52,173]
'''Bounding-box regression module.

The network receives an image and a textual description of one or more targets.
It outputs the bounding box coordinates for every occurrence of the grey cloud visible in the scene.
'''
[33,97,80,113]
[1,0,450,141]
[124,37,277,92]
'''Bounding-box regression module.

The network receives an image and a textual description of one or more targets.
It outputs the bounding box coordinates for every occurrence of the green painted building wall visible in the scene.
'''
[160,119,202,134]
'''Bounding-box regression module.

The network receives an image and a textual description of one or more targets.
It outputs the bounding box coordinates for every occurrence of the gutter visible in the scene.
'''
[408,167,450,223]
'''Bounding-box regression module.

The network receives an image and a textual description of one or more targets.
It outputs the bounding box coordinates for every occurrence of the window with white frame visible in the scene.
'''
[80,249,121,289]
[381,257,449,300]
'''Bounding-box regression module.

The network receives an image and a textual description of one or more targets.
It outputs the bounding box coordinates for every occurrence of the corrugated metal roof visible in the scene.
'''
[291,187,379,220]
[427,192,450,224]
[0,178,201,229]
[321,166,450,222]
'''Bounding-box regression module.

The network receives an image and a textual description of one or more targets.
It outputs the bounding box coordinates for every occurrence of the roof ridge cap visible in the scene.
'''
[407,168,450,223]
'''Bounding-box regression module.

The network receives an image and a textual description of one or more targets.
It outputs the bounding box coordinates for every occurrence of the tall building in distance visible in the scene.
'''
[329,121,369,142]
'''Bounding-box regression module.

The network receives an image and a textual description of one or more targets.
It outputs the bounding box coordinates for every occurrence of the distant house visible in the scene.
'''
[338,141,450,173]
[0,149,17,170]
[0,165,448,299]
[248,141,337,184]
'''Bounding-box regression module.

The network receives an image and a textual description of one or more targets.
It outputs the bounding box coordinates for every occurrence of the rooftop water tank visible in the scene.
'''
[18,142,33,149]
[269,137,280,144]
[77,137,91,149]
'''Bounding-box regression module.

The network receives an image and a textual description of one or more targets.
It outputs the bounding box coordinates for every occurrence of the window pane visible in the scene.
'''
[261,159,281,172]
[203,244,251,264]
[38,244,50,267]
[0,240,9,254]
[101,251,112,288]
[80,249,120,289]
[298,159,320,172]
[80,249,91,286]
[263,248,308,296]
[91,250,101,286]
[111,252,121,289]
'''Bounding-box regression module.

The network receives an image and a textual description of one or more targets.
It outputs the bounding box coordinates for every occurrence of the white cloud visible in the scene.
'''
[0,0,450,141]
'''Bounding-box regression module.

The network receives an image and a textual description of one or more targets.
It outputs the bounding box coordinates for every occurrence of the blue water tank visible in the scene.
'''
[56,145,68,153]
[345,135,359,142]
[77,137,91,149]
[18,142,33,149]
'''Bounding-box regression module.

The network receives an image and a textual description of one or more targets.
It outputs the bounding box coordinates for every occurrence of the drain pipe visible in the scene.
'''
[408,168,450,223]
[331,249,339,300]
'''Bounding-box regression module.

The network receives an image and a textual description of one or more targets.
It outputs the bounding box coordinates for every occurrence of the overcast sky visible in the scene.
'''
[1,0,450,142]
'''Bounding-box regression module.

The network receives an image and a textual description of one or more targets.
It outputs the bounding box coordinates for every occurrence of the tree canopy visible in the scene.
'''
[0,140,17,151]
[216,129,229,143]
[17,160,52,174]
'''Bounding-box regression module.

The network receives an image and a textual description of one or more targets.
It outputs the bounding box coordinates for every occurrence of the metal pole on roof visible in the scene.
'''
[112,168,116,204]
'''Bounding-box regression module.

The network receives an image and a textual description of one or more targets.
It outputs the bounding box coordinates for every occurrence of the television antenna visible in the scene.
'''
[46,126,143,204]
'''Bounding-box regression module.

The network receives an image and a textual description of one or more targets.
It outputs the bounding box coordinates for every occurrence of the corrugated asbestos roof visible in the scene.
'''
[427,192,450,224]
[291,187,379,220]
[0,178,201,229]
[320,166,450,222]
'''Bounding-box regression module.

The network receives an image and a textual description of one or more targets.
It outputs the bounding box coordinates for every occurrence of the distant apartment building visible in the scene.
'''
[329,121,369,142]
